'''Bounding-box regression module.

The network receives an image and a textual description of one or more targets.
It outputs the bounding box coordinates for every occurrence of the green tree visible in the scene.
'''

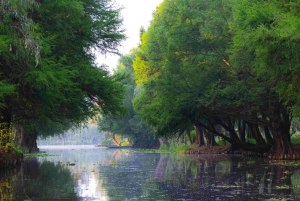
[132,0,300,159]
[133,0,232,144]
[0,0,126,152]
[0,0,40,153]
[99,51,158,148]
[228,0,300,159]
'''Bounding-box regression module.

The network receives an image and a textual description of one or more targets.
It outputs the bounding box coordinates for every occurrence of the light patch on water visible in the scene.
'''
[76,172,108,200]
[38,145,98,150]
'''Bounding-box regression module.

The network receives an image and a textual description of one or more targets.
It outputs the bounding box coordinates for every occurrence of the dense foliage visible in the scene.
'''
[0,0,125,153]
[2,0,300,160]
[131,0,300,159]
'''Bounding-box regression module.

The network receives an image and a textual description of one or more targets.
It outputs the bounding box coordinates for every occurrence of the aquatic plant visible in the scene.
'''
[24,153,57,157]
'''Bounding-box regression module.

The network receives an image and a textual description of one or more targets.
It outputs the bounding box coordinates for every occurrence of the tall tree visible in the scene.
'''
[133,0,232,140]
[0,0,40,151]
[229,0,300,159]
[132,0,300,159]
[0,0,126,152]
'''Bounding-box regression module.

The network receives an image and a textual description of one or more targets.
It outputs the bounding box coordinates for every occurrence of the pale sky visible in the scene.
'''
[96,0,163,72]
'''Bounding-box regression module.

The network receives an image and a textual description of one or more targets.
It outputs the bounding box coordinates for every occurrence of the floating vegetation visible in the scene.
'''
[24,153,57,157]
[271,161,300,166]
[266,198,288,201]
[65,161,76,166]
[131,149,161,153]
[131,147,187,154]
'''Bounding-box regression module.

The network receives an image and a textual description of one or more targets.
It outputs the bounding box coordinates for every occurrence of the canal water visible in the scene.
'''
[1,145,300,200]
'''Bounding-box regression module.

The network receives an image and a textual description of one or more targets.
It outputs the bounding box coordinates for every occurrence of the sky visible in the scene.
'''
[96,0,163,72]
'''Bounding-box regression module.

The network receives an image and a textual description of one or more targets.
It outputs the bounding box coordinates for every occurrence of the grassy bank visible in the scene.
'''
[132,144,190,154]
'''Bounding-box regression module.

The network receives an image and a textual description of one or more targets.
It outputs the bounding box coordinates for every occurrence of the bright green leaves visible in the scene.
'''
[133,56,153,86]
[132,0,233,138]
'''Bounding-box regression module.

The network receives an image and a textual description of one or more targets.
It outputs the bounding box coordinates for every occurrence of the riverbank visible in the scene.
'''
[185,145,242,155]
[185,144,300,160]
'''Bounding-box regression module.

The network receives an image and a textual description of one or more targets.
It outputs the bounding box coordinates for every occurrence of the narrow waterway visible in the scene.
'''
[1,145,300,200]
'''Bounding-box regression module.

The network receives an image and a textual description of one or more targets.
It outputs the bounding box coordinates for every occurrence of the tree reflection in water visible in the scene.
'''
[99,151,160,200]
[14,157,78,200]
[1,146,300,200]
[0,166,20,201]
[143,154,300,200]
[98,150,300,200]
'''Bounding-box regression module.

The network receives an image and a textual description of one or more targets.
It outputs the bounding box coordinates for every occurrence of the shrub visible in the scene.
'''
[159,144,169,151]
[169,144,189,154]
[291,132,300,144]
[120,141,130,146]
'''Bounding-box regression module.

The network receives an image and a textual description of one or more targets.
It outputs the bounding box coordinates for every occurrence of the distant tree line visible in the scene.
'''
[38,125,103,145]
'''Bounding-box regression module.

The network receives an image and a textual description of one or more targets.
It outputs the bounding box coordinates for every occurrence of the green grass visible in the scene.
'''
[169,144,190,153]
[132,144,190,154]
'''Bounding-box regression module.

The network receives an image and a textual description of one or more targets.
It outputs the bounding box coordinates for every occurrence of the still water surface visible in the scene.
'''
[1,145,300,200]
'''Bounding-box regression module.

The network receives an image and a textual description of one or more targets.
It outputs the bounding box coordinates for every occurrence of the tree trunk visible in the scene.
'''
[13,124,25,148]
[238,120,246,142]
[269,107,293,160]
[15,125,39,153]
[195,118,272,154]
[185,127,193,145]
[183,134,186,145]
[25,130,39,153]
[111,134,121,146]
[247,125,252,140]
[214,118,271,154]
[270,124,292,159]
[203,129,217,146]
[194,124,205,146]
[263,126,274,145]
[158,137,170,148]
[247,122,266,146]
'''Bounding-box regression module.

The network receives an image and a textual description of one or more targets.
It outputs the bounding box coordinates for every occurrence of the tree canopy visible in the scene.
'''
[131,0,300,159]
[0,0,126,152]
